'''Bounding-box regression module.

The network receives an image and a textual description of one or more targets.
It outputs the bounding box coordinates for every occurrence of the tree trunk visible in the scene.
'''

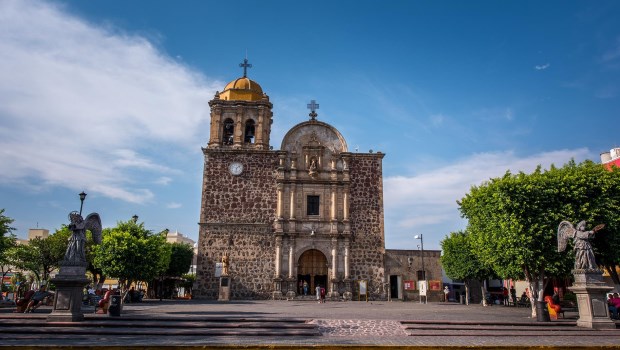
[524,266,538,318]
[604,265,620,286]
[481,280,488,306]
[464,281,470,305]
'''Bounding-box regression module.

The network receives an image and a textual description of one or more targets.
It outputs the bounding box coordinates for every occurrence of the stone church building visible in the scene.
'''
[195,62,441,301]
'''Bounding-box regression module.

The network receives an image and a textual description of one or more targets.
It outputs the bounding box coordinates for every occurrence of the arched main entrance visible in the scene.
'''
[297,249,328,295]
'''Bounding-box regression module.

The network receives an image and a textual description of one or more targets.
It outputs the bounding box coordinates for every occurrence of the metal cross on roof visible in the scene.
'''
[239,58,252,77]
[307,100,319,120]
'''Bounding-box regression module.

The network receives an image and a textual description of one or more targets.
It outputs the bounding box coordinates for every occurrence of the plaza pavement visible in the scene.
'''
[1,298,619,349]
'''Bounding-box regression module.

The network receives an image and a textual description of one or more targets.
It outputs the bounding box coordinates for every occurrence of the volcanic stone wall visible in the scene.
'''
[195,149,279,299]
[347,152,386,299]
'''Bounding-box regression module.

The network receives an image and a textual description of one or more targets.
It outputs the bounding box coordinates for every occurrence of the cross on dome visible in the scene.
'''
[239,58,252,77]
[307,100,319,120]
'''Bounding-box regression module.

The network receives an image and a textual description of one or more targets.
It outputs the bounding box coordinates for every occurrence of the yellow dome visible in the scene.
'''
[219,77,264,101]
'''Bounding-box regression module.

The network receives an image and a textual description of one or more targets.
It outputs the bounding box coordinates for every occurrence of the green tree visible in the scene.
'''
[0,209,17,282]
[11,227,70,284]
[440,230,492,305]
[166,243,194,277]
[93,220,170,298]
[458,160,620,317]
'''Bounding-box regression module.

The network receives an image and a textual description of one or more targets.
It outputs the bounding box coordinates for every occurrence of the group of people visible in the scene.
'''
[608,293,620,320]
[22,285,53,313]
[298,280,326,303]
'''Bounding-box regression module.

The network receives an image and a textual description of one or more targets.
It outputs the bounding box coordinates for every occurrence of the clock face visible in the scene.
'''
[229,162,243,176]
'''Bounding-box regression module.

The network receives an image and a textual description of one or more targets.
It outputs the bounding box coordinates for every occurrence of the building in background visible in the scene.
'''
[600,147,620,170]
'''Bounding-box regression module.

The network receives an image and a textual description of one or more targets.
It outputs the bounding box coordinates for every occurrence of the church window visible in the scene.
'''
[244,120,255,144]
[223,119,234,145]
[307,195,320,216]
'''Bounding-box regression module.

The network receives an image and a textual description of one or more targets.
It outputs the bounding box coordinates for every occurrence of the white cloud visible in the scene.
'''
[384,148,591,250]
[166,202,182,209]
[535,63,550,70]
[154,177,173,186]
[0,0,221,203]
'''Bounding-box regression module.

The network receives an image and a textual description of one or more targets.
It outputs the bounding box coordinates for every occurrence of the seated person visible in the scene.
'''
[609,293,620,320]
[24,285,53,313]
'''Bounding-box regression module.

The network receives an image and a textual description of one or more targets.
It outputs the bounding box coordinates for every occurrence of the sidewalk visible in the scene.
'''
[1,299,618,348]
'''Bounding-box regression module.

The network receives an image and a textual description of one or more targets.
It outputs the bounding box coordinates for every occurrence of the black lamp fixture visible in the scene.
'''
[78,191,87,215]
[132,214,139,223]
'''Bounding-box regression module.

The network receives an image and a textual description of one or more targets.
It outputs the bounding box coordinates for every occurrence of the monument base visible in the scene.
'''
[218,276,230,301]
[47,267,89,322]
[569,269,615,329]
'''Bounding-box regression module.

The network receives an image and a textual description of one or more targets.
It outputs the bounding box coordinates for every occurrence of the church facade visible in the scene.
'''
[195,62,440,300]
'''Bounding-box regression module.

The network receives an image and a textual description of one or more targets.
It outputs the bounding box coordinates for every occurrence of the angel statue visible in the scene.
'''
[63,211,102,266]
[557,220,605,270]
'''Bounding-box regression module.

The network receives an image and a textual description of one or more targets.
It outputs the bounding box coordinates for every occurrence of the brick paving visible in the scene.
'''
[1,299,619,348]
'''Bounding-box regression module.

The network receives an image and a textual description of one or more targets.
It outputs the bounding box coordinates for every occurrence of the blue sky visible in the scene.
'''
[1,0,619,250]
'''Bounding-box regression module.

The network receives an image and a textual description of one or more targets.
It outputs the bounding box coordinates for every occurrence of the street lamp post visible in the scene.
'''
[132,214,139,223]
[414,234,425,280]
[415,234,426,304]
[78,191,87,215]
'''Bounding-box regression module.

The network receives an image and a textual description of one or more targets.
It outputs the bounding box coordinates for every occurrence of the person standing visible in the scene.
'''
[443,286,450,302]
[303,281,308,296]
[315,284,321,304]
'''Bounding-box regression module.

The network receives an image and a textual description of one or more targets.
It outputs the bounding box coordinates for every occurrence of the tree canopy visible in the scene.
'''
[93,220,170,293]
[166,242,194,277]
[457,160,620,316]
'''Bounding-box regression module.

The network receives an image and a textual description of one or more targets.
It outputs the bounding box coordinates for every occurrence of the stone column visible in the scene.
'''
[330,186,336,220]
[276,184,283,219]
[343,239,352,300]
[569,270,615,329]
[233,110,243,147]
[275,236,282,278]
[288,245,294,278]
[272,237,283,300]
[330,238,339,299]
[289,187,296,220]
[256,108,264,147]
[343,189,349,221]
[285,238,296,300]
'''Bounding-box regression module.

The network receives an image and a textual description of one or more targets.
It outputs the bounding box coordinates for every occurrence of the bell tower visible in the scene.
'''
[207,58,273,150]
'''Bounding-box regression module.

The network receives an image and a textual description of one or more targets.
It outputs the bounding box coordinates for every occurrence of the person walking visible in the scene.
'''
[315,284,321,304]
[443,286,450,302]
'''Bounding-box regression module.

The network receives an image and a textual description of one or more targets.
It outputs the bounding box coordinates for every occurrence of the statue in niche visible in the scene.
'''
[308,158,318,177]
[64,211,102,266]
[557,220,605,270]
[221,252,229,276]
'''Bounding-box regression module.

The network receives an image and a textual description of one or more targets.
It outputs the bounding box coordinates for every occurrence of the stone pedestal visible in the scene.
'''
[343,279,352,301]
[272,278,283,300]
[329,279,340,299]
[218,275,230,301]
[569,269,615,329]
[285,279,296,300]
[47,265,89,322]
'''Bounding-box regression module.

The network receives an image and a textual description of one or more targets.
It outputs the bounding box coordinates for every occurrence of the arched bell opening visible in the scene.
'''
[222,118,235,145]
[244,119,255,144]
[297,249,328,295]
